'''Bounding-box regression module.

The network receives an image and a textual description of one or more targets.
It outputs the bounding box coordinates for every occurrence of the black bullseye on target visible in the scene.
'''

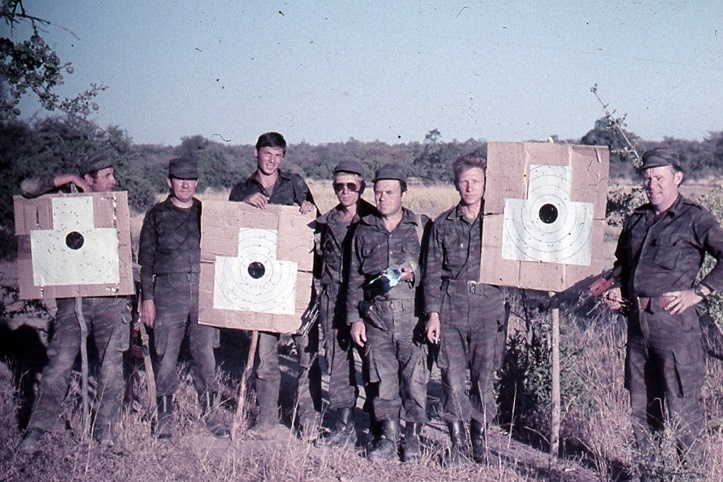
[65,231,85,250]
[248,261,266,279]
[539,204,558,224]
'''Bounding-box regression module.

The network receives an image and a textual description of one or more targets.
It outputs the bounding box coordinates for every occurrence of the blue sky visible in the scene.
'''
[9,1,722,146]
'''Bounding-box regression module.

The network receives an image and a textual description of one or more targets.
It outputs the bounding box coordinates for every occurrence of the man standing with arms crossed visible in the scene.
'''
[139,157,229,440]
[424,155,508,466]
[604,147,723,464]
[348,165,429,463]
[229,132,320,440]
[314,160,375,447]
[17,154,132,453]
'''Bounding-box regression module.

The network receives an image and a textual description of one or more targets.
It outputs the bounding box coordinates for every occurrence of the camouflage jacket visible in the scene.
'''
[423,204,500,313]
[315,199,376,287]
[613,195,723,299]
[138,196,201,300]
[228,169,314,206]
[346,208,423,324]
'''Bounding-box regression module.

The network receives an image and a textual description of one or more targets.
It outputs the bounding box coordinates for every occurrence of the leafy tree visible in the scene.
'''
[0,0,105,119]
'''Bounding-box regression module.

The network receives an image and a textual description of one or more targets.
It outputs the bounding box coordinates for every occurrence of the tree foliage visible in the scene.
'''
[0,0,105,119]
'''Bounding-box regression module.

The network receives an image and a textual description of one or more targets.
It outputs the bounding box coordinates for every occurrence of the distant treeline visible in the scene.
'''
[1,116,722,257]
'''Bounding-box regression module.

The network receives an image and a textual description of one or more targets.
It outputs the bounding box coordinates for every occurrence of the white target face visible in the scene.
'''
[31,197,120,286]
[502,164,593,265]
[213,227,297,314]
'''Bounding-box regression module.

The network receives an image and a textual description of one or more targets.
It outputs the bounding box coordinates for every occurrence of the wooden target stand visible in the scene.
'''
[480,142,610,457]
[197,201,315,439]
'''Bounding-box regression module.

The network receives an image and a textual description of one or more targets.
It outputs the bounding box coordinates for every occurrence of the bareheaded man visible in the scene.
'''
[229,132,321,440]
[424,154,508,466]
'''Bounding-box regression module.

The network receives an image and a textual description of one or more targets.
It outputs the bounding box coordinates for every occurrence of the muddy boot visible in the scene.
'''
[401,422,422,463]
[199,392,230,438]
[156,395,173,440]
[471,419,486,463]
[445,421,468,468]
[17,427,46,455]
[318,408,357,448]
[367,420,400,462]
[93,421,115,448]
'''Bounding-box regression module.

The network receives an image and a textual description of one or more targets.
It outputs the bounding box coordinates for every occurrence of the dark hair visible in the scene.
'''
[452,155,487,181]
[255,132,287,153]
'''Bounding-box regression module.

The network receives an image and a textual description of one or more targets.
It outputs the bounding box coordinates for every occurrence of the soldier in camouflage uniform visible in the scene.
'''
[348,165,429,463]
[424,155,508,466]
[139,157,229,439]
[314,160,375,447]
[17,154,132,454]
[604,147,723,461]
[229,132,321,439]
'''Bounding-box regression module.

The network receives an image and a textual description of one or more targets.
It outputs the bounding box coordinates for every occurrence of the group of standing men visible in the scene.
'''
[16,136,723,471]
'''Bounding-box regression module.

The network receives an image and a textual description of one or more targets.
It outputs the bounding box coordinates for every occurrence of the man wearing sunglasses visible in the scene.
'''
[314,161,375,448]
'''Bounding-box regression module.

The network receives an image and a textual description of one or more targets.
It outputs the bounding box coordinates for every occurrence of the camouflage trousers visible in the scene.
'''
[27,296,131,432]
[319,284,358,411]
[153,272,219,396]
[364,299,429,423]
[254,326,322,427]
[626,302,706,453]
[436,283,507,424]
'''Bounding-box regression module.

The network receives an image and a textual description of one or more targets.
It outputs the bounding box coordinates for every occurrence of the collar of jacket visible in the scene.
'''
[633,194,690,219]
[360,206,418,229]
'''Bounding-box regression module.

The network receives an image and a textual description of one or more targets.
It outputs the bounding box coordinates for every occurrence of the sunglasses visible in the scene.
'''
[333,182,360,192]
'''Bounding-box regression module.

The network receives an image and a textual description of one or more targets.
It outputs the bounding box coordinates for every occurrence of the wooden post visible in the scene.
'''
[550,297,561,457]
[232,330,259,440]
[75,298,90,438]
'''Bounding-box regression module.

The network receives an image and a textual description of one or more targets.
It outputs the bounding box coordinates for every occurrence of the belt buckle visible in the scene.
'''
[467,280,477,295]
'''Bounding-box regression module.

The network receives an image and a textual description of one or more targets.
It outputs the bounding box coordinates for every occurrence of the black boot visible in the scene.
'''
[199,392,230,438]
[367,420,400,462]
[318,407,357,448]
[156,395,173,440]
[445,421,468,468]
[471,419,486,463]
[401,422,423,463]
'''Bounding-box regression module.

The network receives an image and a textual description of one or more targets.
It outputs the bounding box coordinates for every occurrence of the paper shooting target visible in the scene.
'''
[213,228,297,314]
[480,142,609,292]
[13,192,134,299]
[502,165,593,266]
[198,201,315,334]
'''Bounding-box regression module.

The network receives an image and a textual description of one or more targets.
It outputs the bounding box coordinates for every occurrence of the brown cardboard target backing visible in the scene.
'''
[481,142,609,292]
[14,191,134,299]
[199,201,315,334]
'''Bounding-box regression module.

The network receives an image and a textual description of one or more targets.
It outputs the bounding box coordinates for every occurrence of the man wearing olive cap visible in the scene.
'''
[314,160,375,447]
[347,164,430,462]
[603,147,723,462]
[17,153,132,453]
[139,157,229,440]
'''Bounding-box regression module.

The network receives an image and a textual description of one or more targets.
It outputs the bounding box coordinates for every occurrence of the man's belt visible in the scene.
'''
[635,295,674,312]
[444,279,489,296]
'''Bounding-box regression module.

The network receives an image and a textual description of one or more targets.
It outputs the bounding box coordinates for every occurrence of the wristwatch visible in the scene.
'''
[694,284,709,298]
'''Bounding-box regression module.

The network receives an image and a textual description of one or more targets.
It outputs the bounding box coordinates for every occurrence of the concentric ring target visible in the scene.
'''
[213,228,297,314]
[502,165,593,265]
